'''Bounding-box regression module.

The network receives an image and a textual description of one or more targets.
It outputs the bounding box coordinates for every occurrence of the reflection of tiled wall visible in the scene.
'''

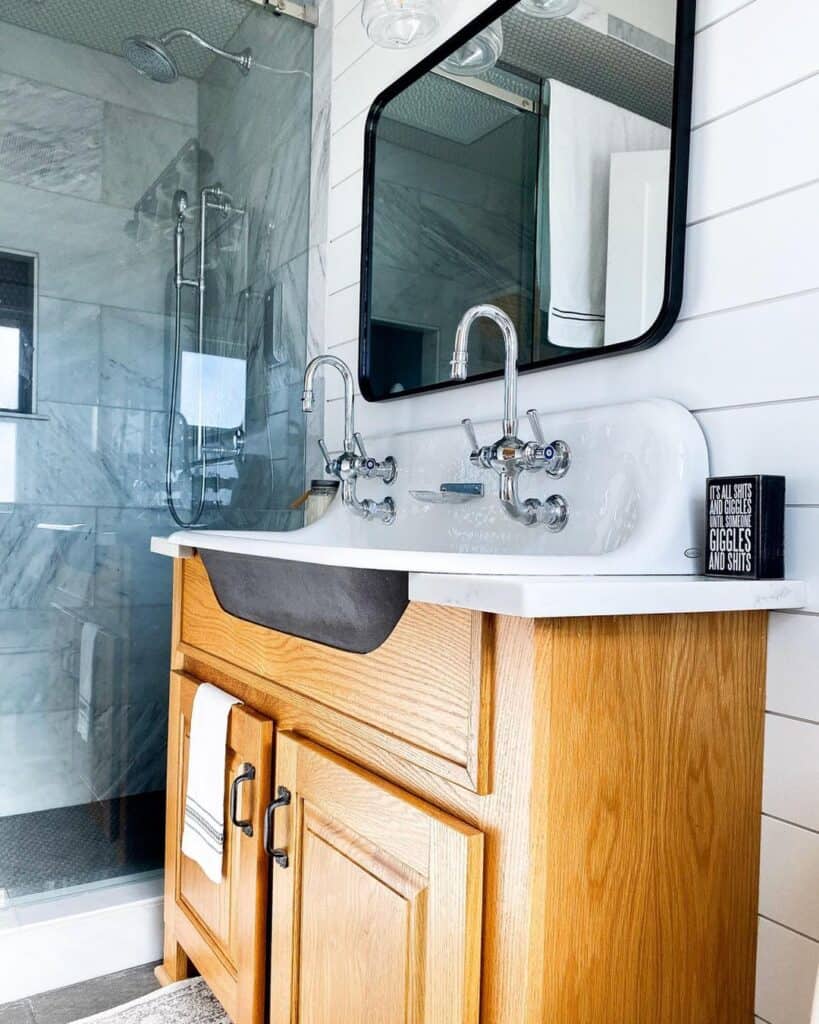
[372,115,537,382]
[0,21,198,818]
[198,8,314,529]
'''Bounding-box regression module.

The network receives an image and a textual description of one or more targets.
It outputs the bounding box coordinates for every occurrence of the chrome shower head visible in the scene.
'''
[123,35,179,83]
[123,28,253,83]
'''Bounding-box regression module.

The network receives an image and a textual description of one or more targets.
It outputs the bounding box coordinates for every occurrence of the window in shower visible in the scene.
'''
[0,249,36,414]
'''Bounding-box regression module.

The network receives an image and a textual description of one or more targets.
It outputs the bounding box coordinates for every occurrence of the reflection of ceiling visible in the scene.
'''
[386,74,522,146]
[0,0,255,79]
[498,6,674,125]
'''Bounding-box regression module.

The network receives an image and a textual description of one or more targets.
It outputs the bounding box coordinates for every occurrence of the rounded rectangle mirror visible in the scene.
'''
[359,0,696,400]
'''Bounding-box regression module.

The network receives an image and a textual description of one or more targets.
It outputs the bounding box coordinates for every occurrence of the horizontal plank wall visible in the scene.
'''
[315,0,819,1018]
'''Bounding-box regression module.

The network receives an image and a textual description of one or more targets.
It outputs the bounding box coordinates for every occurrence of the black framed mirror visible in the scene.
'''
[359,0,695,401]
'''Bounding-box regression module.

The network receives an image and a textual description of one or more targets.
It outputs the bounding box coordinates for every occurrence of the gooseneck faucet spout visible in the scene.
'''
[451,303,518,438]
[302,355,397,525]
[450,304,571,530]
[302,354,355,453]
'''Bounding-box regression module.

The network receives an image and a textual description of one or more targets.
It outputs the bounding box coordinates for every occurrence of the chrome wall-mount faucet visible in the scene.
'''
[450,304,570,530]
[302,355,397,524]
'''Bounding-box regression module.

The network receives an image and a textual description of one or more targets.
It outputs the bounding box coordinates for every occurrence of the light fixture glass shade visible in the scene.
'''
[439,19,503,77]
[361,0,442,49]
[517,0,579,18]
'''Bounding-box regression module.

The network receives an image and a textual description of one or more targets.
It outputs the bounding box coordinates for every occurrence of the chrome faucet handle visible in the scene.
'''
[462,418,480,453]
[317,438,334,474]
[526,409,545,445]
[353,432,367,458]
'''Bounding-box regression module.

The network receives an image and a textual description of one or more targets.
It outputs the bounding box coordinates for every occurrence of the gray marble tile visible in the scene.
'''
[0,71,102,201]
[28,964,160,1024]
[97,406,169,509]
[0,646,76,715]
[0,22,197,123]
[14,403,168,508]
[83,701,167,800]
[37,297,101,406]
[95,508,173,607]
[0,504,96,610]
[0,709,75,766]
[198,10,313,276]
[100,307,169,412]
[0,181,170,313]
[102,103,197,211]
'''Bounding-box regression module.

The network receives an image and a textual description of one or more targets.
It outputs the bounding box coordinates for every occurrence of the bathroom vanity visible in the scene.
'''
[153,541,803,1024]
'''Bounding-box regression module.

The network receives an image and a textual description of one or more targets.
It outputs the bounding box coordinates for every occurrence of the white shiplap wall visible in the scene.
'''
[317,0,819,1018]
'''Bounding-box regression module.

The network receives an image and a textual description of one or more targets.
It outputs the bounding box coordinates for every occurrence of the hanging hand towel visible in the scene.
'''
[546,80,671,348]
[181,683,241,884]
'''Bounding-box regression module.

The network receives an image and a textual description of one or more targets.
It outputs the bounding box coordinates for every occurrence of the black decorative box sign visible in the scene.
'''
[705,475,785,579]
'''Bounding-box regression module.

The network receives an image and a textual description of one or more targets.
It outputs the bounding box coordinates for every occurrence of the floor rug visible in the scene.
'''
[69,979,229,1024]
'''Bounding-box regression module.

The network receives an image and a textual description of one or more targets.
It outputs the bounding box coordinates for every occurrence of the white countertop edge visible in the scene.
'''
[409,574,807,618]
[151,536,194,559]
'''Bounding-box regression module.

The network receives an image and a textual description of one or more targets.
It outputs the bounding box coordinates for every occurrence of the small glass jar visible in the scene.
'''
[439,19,503,77]
[305,479,340,525]
[361,0,442,49]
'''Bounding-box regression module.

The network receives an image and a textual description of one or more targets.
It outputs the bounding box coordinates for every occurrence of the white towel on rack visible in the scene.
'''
[76,621,99,742]
[547,80,671,348]
[181,683,241,884]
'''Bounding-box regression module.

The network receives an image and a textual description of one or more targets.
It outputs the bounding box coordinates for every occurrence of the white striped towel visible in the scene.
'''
[181,683,241,883]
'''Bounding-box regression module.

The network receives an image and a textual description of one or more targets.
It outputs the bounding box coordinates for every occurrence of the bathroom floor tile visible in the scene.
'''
[26,964,160,1024]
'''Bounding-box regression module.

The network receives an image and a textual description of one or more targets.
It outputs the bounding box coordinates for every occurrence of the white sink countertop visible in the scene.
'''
[151,398,806,619]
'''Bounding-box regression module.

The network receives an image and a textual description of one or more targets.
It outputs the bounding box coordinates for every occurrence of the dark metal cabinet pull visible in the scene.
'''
[264,786,292,868]
[229,763,256,837]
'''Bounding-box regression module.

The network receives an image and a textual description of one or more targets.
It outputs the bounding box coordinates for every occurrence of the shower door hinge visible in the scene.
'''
[250,0,319,27]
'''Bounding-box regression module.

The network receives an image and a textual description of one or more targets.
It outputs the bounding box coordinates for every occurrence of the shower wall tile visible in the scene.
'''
[101,103,197,211]
[37,297,102,406]
[0,504,96,610]
[95,508,173,607]
[83,701,167,801]
[0,21,198,125]
[0,180,168,313]
[97,406,169,508]
[0,647,76,715]
[14,404,167,508]
[199,10,313,275]
[100,307,169,411]
[0,71,102,201]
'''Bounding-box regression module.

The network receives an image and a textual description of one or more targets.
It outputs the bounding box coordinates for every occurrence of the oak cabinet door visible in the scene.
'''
[168,672,273,1024]
[269,733,484,1024]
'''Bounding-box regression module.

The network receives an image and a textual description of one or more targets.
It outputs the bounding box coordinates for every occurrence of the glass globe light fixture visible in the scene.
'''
[518,0,579,18]
[439,19,503,77]
[361,0,442,49]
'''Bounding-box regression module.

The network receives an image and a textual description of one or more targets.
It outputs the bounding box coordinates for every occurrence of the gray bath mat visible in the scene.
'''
[70,979,229,1024]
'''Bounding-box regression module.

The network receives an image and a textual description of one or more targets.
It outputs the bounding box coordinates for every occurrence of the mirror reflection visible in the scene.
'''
[364,0,680,399]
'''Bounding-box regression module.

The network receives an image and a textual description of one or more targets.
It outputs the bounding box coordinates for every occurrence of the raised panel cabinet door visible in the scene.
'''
[167,672,273,1024]
[268,733,484,1024]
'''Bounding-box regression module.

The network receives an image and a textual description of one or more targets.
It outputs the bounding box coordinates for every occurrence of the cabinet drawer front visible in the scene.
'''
[178,555,490,792]
[269,733,484,1024]
[168,673,273,1024]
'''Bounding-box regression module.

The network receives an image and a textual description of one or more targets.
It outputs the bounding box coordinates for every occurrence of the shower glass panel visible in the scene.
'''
[0,0,311,909]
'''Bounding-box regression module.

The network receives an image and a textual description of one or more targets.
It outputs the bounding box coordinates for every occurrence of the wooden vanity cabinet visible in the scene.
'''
[159,672,273,1024]
[159,555,769,1024]
[269,733,483,1024]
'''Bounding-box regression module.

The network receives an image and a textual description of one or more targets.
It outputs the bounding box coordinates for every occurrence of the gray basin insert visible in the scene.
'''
[200,550,409,654]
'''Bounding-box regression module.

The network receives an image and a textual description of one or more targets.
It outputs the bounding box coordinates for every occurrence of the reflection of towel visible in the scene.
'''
[546,80,671,348]
[76,621,99,742]
[181,683,241,884]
